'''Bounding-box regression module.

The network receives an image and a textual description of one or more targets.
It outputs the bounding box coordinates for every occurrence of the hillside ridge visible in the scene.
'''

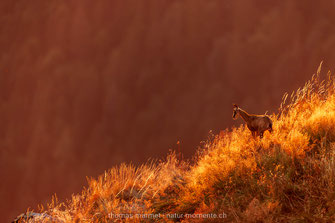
[16,64,335,222]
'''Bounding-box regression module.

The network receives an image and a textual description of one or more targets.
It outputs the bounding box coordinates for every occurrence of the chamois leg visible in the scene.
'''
[259,132,264,139]
[251,131,257,139]
[268,123,273,133]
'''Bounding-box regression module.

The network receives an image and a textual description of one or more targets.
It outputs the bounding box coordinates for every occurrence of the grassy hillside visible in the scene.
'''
[20,64,335,222]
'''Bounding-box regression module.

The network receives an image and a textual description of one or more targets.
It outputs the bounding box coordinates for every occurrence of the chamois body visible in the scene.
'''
[232,104,273,138]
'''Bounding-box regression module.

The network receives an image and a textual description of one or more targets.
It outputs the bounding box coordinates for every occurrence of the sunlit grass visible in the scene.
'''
[20,63,335,222]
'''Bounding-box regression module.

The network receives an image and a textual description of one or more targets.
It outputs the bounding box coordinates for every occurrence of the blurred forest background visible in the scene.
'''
[1,0,335,221]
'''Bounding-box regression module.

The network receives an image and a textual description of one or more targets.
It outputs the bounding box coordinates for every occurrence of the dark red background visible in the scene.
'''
[1,1,335,221]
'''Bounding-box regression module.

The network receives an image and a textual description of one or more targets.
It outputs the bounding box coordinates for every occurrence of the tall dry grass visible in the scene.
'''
[19,63,335,222]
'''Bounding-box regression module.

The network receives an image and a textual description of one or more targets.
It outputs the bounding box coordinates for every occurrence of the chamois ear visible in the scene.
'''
[233,104,238,108]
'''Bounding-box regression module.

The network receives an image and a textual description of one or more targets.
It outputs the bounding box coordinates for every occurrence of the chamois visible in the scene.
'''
[232,104,273,138]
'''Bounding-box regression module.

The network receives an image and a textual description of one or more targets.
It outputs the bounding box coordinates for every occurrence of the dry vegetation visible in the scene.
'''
[20,64,335,222]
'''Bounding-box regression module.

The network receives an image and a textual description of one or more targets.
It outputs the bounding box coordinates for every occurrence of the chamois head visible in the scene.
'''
[232,104,239,119]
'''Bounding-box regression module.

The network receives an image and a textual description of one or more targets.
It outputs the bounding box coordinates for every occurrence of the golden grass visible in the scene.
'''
[21,63,335,222]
